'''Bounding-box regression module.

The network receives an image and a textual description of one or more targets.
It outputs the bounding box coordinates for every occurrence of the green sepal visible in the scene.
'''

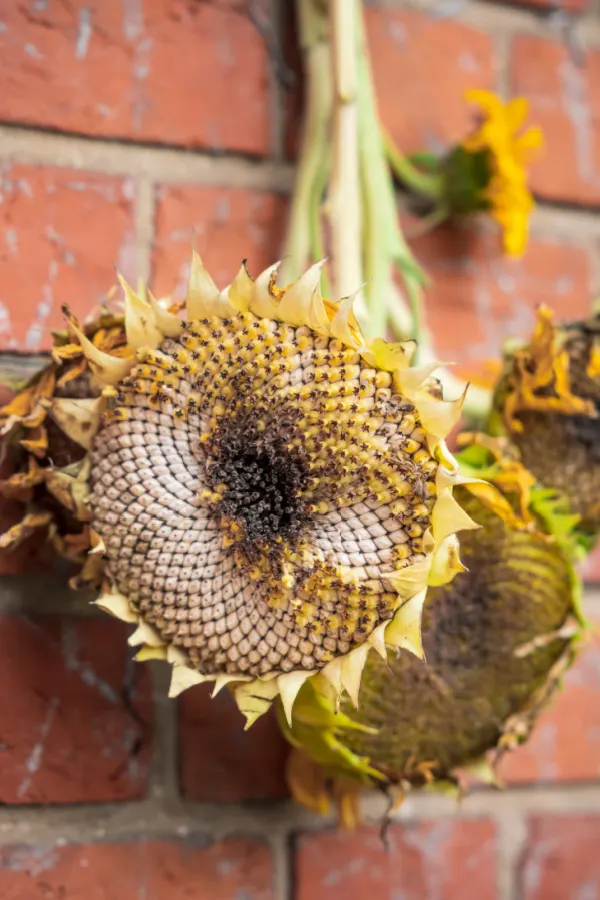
[276,680,386,785]
[441,146,493,216]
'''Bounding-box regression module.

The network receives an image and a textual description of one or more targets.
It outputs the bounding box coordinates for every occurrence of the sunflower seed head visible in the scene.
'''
[91,312,439,679]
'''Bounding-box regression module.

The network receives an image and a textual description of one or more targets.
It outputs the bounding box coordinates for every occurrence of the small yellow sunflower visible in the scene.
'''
[460,90,543,256]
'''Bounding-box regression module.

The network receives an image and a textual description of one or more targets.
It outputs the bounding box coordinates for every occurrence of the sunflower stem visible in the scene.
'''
[405,204,450,239]
[326,0,366,319]
[384,133,442,199]
[281,0,332,286]
[356,6,425,341]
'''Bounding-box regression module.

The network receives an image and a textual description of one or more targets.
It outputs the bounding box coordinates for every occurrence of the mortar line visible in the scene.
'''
[0,125,294,192]
[146,662,181,803]
[134,174,155,284]
[3,124,600,231]
[269,828,294,900]
[495,805,528,900]
[262,0,288,162]
[0,782,599,845]
[383,0,600,44]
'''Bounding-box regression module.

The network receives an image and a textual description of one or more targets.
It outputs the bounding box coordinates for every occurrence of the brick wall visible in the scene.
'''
[1,1,600,897]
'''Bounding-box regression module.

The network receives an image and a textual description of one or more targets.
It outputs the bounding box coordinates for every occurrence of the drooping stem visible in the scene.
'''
[281,1,332,285]
[356,6,425,340]
[326,0,365,317]
[384,133,442,199]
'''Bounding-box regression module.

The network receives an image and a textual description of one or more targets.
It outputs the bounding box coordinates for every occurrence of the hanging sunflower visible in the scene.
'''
[386,90,542,258]
[277,435,587,826]
[0,253,472,723]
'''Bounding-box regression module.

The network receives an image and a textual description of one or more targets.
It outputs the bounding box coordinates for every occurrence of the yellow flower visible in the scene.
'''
[462,90,543,257]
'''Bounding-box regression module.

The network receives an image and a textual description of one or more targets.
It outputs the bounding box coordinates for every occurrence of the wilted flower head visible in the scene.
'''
[279,436,585,825]
[0,254,472,724]
[493,305,600,532]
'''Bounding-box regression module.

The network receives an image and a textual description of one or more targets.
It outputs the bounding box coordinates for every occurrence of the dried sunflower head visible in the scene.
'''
[492,305,600,533]
[278,435,587,825]
[1,253,473,723]
[0,306,129,567]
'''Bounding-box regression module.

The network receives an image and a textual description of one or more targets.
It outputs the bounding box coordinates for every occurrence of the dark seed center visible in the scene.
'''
[206,424,310,544]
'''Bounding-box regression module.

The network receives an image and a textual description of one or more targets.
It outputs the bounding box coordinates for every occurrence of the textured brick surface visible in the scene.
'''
[152,185,287,299]
[0,165,134,351]
[295,820,497,900]
[366,8,493,156]
[519,815,600,900]
[0,838,274,899]
[0,615,152,804]
[510,36,600,205]
[499,628,600,783]
[0,1,270,155]
[179,684,289,803]
[410,226,591,380]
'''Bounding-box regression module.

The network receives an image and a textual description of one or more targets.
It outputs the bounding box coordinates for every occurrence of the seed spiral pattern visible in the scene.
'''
[91,311,439,679]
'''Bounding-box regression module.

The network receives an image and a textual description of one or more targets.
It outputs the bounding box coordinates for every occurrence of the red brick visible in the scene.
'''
[179,684,289,803]
[0,165,134,351]
[0,838,274,899]
[0,1,269,155]
[366,9,493,156]
[498,626,600,783]
[519,815,600,900]
[0,615,152,804]
[510,36,600,205]
[152,186,287,298]
[295,820,497,900]
[408,225,591,382]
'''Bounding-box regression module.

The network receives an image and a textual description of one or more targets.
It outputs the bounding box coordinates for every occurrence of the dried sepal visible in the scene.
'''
[146,292,185,338]
[41,397,105,450]
[383,588,427,659]
[119,273,164,350]
[45,457,92,521]
[249,262,281,320]
[63,306,135,386]
[277,261,327,328]
[186,251,236,319]
[0,510,52,550]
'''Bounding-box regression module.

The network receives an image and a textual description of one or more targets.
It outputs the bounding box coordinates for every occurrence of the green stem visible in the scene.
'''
[406,204,450,239]
[384,133,442,199]
[327,0,365,314]
[281,1,332,285]
[356,5,427,341]
[309,152,331,298]
[408,151,441,171]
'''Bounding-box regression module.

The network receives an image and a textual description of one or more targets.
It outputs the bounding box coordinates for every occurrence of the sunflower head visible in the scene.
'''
[5,253,473,724]
[278,434,586,825]
[493,304,600,532]
[441,90,542,257]
[0,306,130,568]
